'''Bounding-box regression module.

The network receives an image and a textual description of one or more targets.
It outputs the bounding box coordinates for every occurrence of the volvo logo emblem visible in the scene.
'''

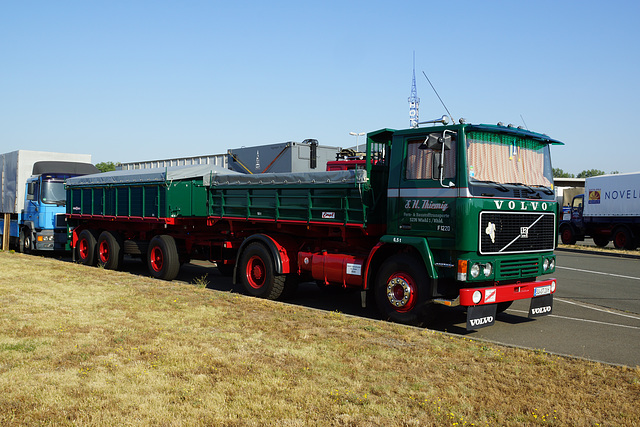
[485,222,496,243]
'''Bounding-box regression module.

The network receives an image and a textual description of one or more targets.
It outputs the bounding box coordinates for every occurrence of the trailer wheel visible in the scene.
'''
[374,254,434,326]
[77,230,98,266]
[97,231,124,270]
[18,228,31,254]
[238,242,285,300]
[592,235,610,248]
[612,227,637,250]
[147,235,181,280]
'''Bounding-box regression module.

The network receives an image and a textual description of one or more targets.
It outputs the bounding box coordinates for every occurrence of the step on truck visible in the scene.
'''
[1,150,99,252]
[66,120,562,330]
[559,172,640,250]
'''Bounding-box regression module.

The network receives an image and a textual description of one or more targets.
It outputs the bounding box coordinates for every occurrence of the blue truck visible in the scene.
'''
[1,150,98,252]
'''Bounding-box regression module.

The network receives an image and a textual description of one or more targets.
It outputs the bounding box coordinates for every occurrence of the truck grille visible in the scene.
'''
[499,257,540,278]
[479,211,555,255]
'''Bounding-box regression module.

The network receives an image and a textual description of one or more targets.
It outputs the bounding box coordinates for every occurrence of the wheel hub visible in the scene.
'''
[387,277,412,308]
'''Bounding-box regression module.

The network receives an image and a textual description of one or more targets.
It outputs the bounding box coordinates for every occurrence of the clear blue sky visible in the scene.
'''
[2,1,639,174]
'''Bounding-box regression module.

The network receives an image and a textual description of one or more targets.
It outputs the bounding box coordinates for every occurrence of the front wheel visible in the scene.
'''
[147,235,181,280]
[374,254,434,326]
[18,229,31,254]
[238,242,285,300]
[560,225,576,245]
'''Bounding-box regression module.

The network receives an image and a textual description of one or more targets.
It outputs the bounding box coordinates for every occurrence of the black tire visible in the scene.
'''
[560,225,576,245]
[612,227,636,250]
[77,229,98,266]
[238,242,285,300]
[374,254,434,326]
[592,235,610,248]
[147,235,180,280]
[97,231,124,270]
[18,228,31,254]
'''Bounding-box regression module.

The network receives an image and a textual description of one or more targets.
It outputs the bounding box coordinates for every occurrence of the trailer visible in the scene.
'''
[559,172,640,249]
[227,140,342,174]
[66,121,562,330]
[1,150,98,251]
[116,153,227,171]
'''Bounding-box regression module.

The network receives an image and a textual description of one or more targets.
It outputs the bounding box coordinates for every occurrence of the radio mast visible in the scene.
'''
[408,52,419,128]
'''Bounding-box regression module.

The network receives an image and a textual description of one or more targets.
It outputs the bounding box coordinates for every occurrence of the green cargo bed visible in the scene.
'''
[208,170,369,226]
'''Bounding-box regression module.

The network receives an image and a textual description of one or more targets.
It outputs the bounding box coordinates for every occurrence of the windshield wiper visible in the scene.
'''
[472,180,509,192]
[506,182,550,199]
[532,185,555,195]
[506,182,537,194]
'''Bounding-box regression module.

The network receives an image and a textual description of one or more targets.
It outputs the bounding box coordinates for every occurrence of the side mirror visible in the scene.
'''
[423,133,453,151]
[27,182,35,200]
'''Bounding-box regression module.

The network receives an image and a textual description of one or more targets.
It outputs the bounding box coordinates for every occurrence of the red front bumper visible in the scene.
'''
[459,278,556,307]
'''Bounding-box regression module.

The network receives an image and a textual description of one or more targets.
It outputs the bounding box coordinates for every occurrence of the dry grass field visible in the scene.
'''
[0,251,638,426]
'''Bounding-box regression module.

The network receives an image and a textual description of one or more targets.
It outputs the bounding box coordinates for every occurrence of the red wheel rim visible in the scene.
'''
[79,238,89,260]
[150,246,164,272]
[615,232,626,248]
[562,229,571,243]
[246,255,266,289]
[385,273,417,313]
[99,240,109,263]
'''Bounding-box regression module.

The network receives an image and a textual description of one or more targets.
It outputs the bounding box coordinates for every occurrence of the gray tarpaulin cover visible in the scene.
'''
[66,164,366,187]
[65,164,239,187]
[210,169,365,186]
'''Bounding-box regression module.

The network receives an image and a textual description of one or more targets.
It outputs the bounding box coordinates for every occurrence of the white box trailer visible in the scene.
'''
[559,172,640,249]
[1,150,92,214]
[583,172,640,218]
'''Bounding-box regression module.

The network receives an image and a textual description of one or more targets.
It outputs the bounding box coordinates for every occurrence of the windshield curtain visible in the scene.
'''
[466,132,553,187]
[41,181,66,205]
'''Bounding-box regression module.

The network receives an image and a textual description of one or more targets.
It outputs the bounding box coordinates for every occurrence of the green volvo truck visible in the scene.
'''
[66,120,562,329]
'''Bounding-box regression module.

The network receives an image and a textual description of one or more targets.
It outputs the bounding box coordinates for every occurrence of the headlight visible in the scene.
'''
[549,258,555,270]
[470,263,481,279]
[543,258,550,271]
[483,263,493,277]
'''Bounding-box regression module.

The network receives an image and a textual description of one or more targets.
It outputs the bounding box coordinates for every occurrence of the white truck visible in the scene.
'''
[1,150,97,252]
[559,172,640,249]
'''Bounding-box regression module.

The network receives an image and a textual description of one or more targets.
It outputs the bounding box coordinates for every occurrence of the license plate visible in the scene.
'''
[534,285,552,297]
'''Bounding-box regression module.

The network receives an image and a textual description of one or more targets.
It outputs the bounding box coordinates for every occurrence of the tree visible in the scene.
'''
[576,169,605,178]
[95,161,117,173]
[553,168,574,178]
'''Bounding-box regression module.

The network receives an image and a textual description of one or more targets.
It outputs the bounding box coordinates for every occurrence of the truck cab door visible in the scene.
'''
[571,194,584,231]
[24,180,39,223]
[388,130,457,239]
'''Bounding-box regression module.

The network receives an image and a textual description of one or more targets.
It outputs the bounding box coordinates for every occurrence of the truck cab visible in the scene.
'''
[366,122,562,328]
[19,161,99,252]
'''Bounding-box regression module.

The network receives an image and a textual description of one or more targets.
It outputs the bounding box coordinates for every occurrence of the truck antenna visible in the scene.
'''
[520,114,529,131]
[422,71,454,124]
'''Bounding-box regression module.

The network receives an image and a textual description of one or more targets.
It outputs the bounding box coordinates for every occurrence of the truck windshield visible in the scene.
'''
[466,131,554,188]
[41,180,66,205]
